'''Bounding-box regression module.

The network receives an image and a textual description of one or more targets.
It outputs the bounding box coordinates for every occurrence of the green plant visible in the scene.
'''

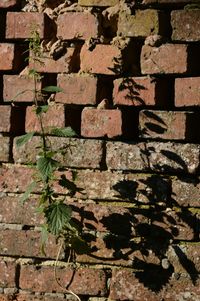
[16,29,89,300]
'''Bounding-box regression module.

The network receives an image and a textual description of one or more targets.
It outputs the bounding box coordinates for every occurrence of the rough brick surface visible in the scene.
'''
[141,44,188,74]
[175,77,200,107]
[20,265,107,295]
[171,10,200,42]
[0,261,16,288]
[0,137,10,162]
[0,0,18,8]
[81,108,122,138]
[0,44,22,71]
[55,74,98,105]
[79,0,119,5]
[0,106,11,132]
[57,12,100,40]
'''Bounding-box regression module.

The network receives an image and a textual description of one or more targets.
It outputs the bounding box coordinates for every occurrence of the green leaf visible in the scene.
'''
[19,181,36,204]
[51,127,76,137]
[16,132,35,147]
[36,105,49,115]
[45,202,72,236]
[37,156,59,181]
[42,86,63,93]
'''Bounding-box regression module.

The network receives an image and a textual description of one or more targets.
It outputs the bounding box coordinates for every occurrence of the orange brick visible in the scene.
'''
[0,0,18,8]
[175,77,200,107]
[0,105,11,132]
[0,43,23,71]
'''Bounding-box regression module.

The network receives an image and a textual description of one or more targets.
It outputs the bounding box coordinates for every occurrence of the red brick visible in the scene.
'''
[25,104,65,133]
[0,44,22,71]
[6,12,48,39]
[79,0,119,6]
[57,12,100,40]
[3,75,42,103]
[0,260,16,288]
[0,137,10,162]
[142,0,197,3]
[81,108,122,138]
[0,106,11,132]
[139,110,192,140]
[14,293,68,301]
[55,74,98,105]
[20,265,107,295]
[171,10,200,42]
[80,44,122,75]
[0,0,18,8]
[175,77,200,107]
[141,44,188,74]
[0,295,13,301]
[113,77,168,106]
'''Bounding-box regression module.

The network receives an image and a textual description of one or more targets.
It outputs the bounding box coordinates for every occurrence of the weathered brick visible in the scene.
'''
[106,141,200,174]
[0,295,13,301]
[20,265,107,295]
[118,9,167,37]
[139,110,194,140]
[0,260,16,288]
[6,12,48,39]
[141,44,188,74]
[175,77,200,107]
[0,0,18,8]
[25,104,65,133]
[81,108,122,138]
[3,75,42,103]
[14,293,70,301]
[113,77,168,106]
[78,0,119,6]
[0,44,22,71]
[171,10,200,42]
[13,136,103,169]
[57,12,100,40]
[80,44,122,75]
[55,74,98,105]
[0,106,11,132]
[0,137,10,162]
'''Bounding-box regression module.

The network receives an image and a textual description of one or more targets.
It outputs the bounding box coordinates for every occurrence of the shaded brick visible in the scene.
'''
[118,9,166,37]
[55,74,98,105]
[142,0,199,3]
[106,141,200,174]
[14,293,70,301]
[0,44,23,71]
[6,12,48,39]
[3,75,42,103]
[13,136,103,169]
[0,260,16,288]
[141,44,188,74]
[113,77,168,106]
[78,0,119,5]
[0,106,11,132]
[57,12,100,40]
[171,10,200,42]
[80,44,122,75]
[81,108,122,138]
[175,77,200,107]
[25,104,65,133]
[20,265,107,295]
[0,0,18,8]
[0,137,10,162]
[139,110,193,140]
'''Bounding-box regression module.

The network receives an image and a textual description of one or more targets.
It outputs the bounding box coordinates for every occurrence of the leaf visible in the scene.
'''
[35,105,49,115]
[19,181,36,204]
[42,86,63,93]
[70,235,90,255]
[45,202,72,236]
[51,127,76,137]
[16,132,35,147]
[37,156,59,181]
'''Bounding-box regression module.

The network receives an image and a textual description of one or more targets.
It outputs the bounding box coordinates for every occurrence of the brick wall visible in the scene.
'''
[0,0,200,300]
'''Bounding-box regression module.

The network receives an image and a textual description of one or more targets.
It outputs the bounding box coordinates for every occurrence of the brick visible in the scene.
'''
[0,44,22,71]
[171,10,200,42]
[0,295,13,301]
[13,136,103,169]
[106,141,200,174]
[14,293,69,301]
[141,44,188,74]
[80,44,122,75]
[3,75,42,103]
[25,104,65,133]
[0,137,10,162]
[6,12,48,39]
[118,9,167,38]
[0,0,18,8]
[139,110,194,140]
[78,0,119,6]
[0,229,60,259]
[0,106,11,132]
[81,108,122,138]
[175,77,200,107]
[113,77,168,106]
[142,0,199,3]
[20,265,107,295]
[0,260,16,288]
[172,177,200,207]
[57,12,100,40]
[55,74,98,105]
